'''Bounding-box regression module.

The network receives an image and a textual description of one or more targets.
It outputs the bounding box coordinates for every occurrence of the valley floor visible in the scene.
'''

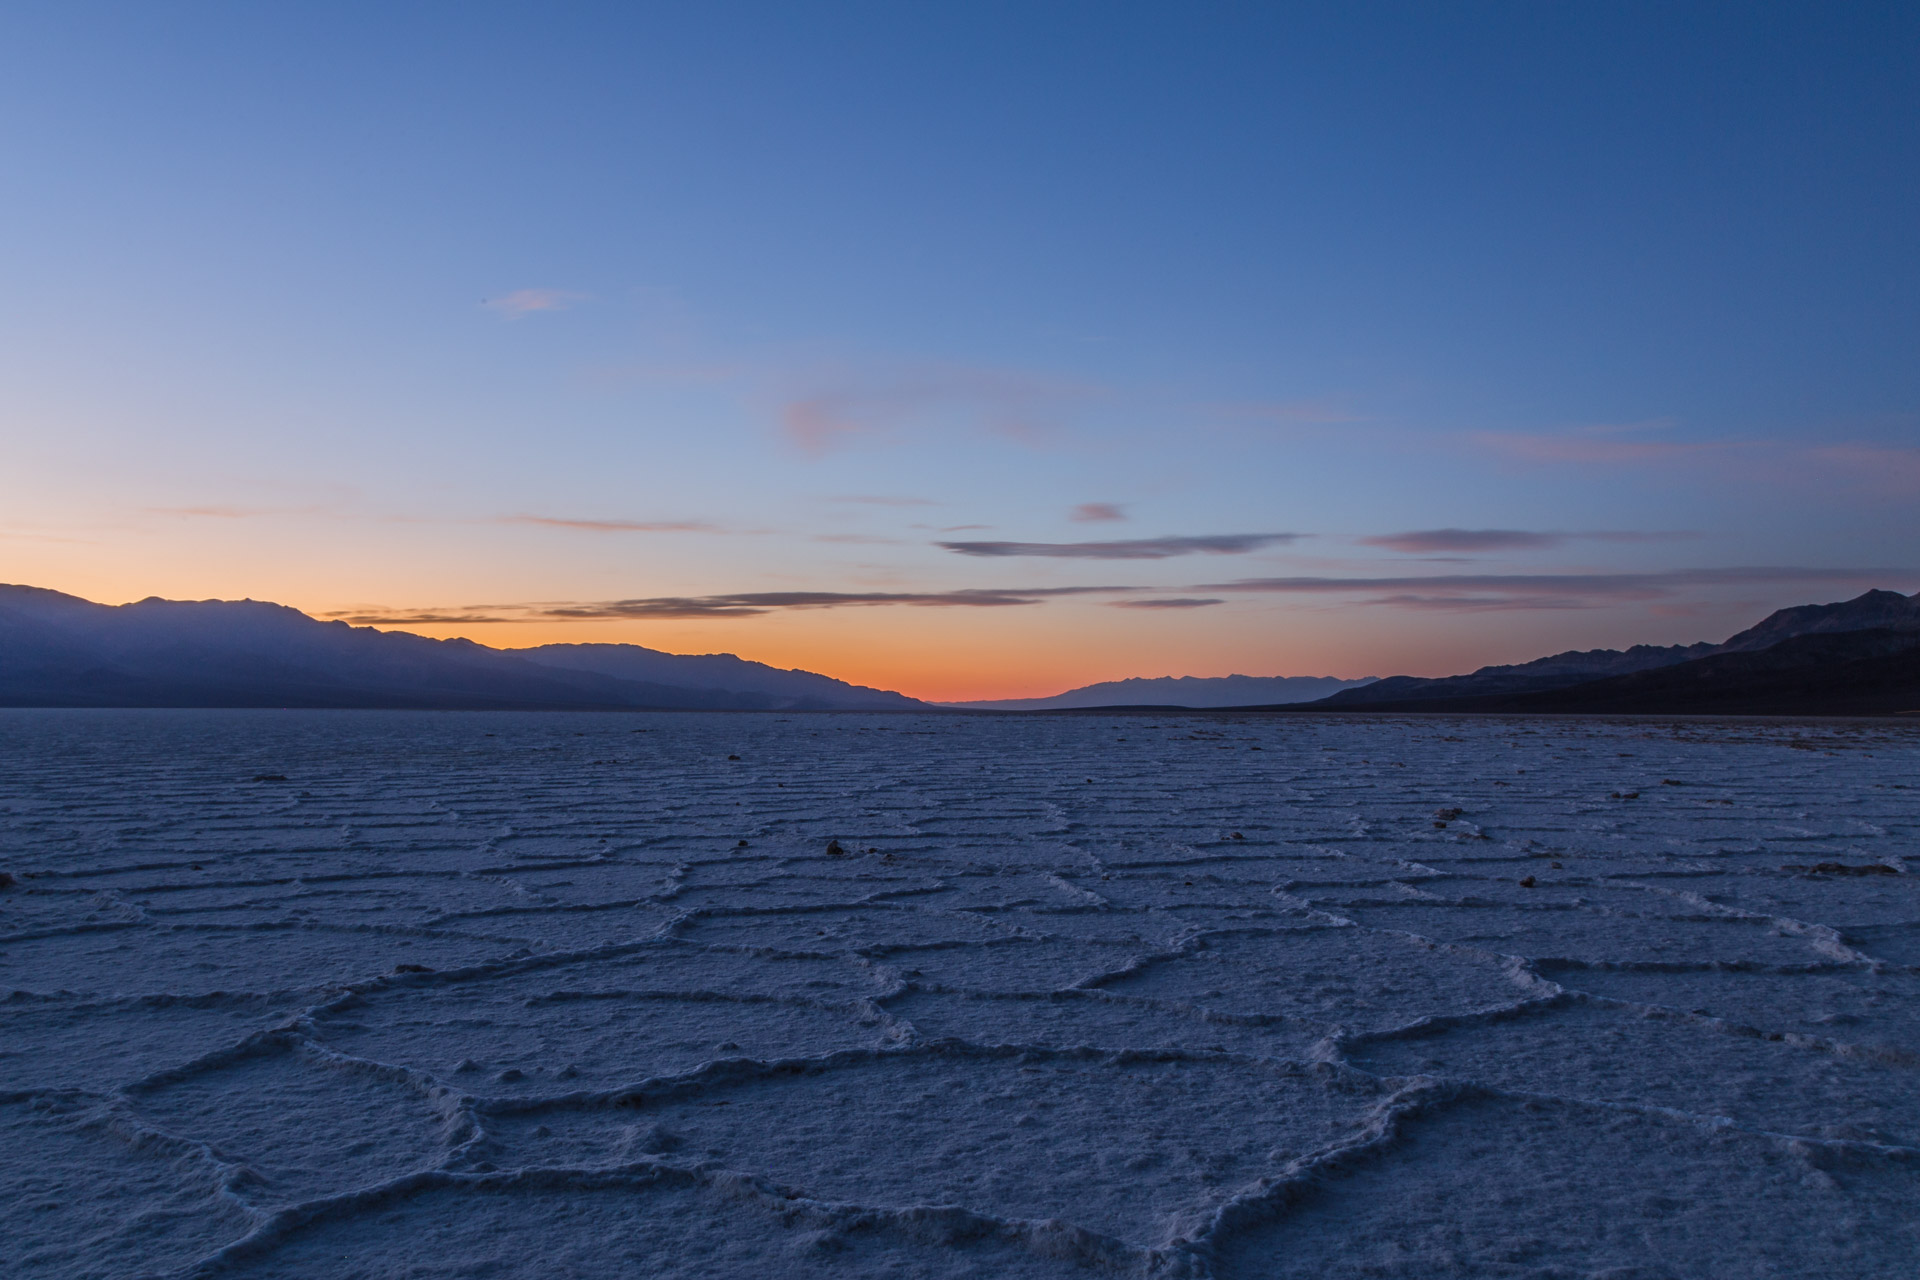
[2,709,1917,1278]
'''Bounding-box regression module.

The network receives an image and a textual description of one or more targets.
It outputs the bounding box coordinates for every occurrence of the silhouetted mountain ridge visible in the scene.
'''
[0,585,920,710]
[1298,589,1920,716]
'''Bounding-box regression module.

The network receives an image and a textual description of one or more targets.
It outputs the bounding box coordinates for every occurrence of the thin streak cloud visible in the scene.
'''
[539,586,1136,619]
[503,515,720,533]
[1359,529,1698,553]
[1197,566,1918,605]
[1109,597,1224,609]
[483,288,585,317]
[331,585,1142,625]
[940,533,1301,560]
[1070,502,1127,523]
[827,495,937,507]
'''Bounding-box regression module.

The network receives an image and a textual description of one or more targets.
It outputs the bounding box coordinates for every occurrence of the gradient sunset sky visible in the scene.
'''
[4,3,1917,700]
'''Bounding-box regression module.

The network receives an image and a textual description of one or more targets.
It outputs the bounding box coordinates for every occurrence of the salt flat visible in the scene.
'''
[2,709,1917,1278]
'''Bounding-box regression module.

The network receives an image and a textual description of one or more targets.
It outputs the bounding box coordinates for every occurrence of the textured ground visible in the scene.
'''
[2,708,1916,1278]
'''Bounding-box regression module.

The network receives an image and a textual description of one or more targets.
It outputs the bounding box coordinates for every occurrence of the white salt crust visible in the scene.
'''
[1,709,1916,1278]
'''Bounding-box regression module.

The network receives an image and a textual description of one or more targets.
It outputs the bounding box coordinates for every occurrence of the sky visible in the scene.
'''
[2,2,1917,701]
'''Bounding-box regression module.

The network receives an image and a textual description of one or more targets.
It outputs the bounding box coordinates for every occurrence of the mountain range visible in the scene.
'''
[0,585,917,711]
[1294,589,1920,716]
[4,583,1918,716]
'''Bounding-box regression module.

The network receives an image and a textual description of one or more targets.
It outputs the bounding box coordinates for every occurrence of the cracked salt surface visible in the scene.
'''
[1,709,1916,1277]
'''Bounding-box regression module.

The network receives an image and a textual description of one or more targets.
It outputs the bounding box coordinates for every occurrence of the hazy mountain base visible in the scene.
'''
[946,674,1375,711]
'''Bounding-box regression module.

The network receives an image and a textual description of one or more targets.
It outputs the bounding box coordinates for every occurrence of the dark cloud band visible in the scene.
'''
[939,533,1300,559]
[1360,528,1698,553]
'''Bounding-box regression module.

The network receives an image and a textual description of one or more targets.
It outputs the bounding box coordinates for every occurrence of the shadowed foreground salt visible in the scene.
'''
[2,709,1916,1278]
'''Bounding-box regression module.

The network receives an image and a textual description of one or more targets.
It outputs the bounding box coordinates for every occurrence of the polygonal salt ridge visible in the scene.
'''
[855,932,1150,996]
[880,986,1333,1061]
[1615,881,1889,964]
[1329,898,1846,968]
[1340,988,1920,1147]
[121,1029,473,1210]
[666,900,1030,953]
[0,882,148,937]
[481,1040,1400,1253]
[0,989,314,1098]
[1,1090,263,1278]
[1537,957,1920,1044]
[310,982,903,1099]
[1204,1090,1920,1280]
[179,1162,1135,1280]
[406,900,682,953]
[463,857,688,904]
[1628,867,1920,929]
[0,919,533,1001]
[1089,923,1544,1031]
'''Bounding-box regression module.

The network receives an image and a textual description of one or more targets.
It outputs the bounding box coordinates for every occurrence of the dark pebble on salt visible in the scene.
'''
[1519,876,1537,888]
[727,754,741,761]
[736,839,749,847]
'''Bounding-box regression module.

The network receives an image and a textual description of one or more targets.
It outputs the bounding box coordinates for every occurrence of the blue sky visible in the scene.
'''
[3,2,1915,698]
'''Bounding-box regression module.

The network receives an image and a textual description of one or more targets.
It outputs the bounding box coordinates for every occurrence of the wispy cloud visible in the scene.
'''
[1805,444,1920,495]
[539,586,1134,619]
[1109,597,1223,609]
[324,610,534,625]
[1196,566,1918,610]
[1467,423,1920,498]
[1070,502,1127,523]
[483,288,586,318]
[502,515,719,533]
[780,366,1097,455]
[147,505,260,519]
[330,585,1140,625]
[146,504,338,519]
[827,495,937,507]
[939,533,1302,560]
[1359,528,1697,553]
[1355,593,1601,612]
[1471,431,1727,465]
